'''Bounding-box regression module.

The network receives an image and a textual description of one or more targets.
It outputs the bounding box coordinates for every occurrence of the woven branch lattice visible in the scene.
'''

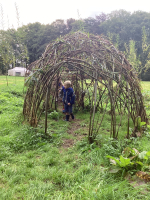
[23,31,147,143]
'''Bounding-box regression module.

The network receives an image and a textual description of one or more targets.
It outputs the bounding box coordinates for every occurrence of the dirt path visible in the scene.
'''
[61,119,88,150]
[57,101,88,150]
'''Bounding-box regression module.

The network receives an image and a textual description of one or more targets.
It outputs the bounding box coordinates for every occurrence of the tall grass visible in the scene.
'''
[0,76,150,199]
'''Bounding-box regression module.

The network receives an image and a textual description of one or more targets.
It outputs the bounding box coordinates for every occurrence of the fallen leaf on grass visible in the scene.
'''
[136,171,150,182]
[110,158,116,165]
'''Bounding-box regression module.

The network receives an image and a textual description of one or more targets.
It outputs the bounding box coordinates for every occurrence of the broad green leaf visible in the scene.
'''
[140,121,146,126]
[146,151,150,156]
[119,155,131,167]
[106,155,120,166]
[147,125,150,129]
[136,161,143,166]
[144,156,148,160]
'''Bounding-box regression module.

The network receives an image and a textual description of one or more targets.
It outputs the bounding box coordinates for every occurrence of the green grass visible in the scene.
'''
[141,81,150,116]
[0,75,150,199]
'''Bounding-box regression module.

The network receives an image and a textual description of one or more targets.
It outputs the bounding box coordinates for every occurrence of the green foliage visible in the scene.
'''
[0,27,29,74]
[138,151,150,162]
[1,9,150,81]
[0,30,14,73]
[0,76,150,199]
[101,139,122,157]
[135,116,146,131]
[107,147,150,176]
[98,10,150,80]
[48,110,59,120]
[107,155,131,168]
[140,26,150,75]
[125,40,141,74]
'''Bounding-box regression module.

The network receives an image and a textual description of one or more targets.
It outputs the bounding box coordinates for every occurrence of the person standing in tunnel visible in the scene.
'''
[63,80,75,121]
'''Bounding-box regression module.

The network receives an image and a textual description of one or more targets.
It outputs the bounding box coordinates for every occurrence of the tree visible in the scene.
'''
[84,17,99,34]
[0,30,14,73]
[125,40,141,75]
[66,18,76,32]
[71,19,85,32]
[95,12,108,24]
[51,19,67,35]
[0,56,5,74]
[140,26,150,80]
[18,22,44,63]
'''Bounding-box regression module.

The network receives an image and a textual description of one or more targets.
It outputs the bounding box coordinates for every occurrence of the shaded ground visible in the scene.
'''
[61,138,75,149]
[61,119,88,150]
[57,100,88,150]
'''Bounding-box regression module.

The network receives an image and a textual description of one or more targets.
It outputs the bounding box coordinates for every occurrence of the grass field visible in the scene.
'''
[0,75,150,200]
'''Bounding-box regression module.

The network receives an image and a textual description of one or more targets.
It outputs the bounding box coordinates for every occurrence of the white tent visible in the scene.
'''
[8,67,30,76]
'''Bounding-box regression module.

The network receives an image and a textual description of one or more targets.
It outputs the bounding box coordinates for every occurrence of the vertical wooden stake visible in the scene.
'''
[45,87,50,134]
[55,73,59,111]
[89,81,95,143]
[127,82,130,139]
[81,71,84,109]
[89,70,98,141]
[109,80,113,138]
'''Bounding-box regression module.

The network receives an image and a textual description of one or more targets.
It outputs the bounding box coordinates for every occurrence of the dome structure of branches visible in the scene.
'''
[23,31,147,142]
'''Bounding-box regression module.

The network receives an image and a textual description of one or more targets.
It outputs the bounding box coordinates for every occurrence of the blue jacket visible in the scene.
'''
[62,86,74,105]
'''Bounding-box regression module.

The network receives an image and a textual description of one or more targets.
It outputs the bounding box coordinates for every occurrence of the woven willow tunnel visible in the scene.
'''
[23,31,147,143]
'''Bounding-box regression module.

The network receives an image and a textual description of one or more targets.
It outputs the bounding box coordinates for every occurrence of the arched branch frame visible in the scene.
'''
[23,32,148,143]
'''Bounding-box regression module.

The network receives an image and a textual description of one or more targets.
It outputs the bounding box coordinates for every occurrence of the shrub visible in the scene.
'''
[48,110,59,120]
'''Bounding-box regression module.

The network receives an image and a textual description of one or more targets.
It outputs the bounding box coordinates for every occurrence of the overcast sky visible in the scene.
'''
[0,0,150,29]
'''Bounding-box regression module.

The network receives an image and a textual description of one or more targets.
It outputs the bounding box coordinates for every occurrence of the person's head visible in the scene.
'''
[64,80,71,89]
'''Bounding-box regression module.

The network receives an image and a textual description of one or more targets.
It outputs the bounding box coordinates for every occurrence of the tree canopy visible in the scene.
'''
[1,9,150,79]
